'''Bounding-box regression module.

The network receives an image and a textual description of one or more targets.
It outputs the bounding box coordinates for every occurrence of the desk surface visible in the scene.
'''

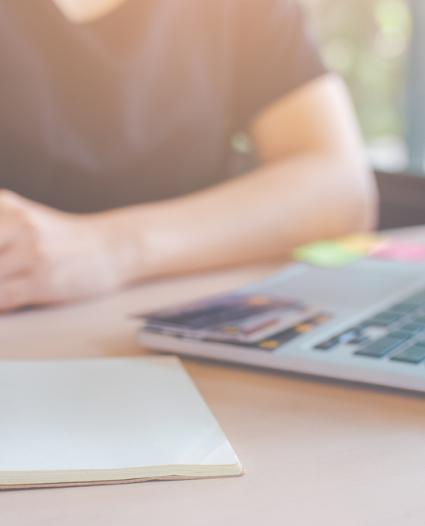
[2,228,425,526]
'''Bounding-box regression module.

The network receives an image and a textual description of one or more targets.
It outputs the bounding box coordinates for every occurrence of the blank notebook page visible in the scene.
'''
[0,357,241,488]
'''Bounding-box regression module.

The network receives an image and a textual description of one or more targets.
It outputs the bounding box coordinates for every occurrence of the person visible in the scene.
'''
[0,0,377,312]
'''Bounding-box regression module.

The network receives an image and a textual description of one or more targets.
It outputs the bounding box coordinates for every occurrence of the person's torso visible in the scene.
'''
[0,1,237,212]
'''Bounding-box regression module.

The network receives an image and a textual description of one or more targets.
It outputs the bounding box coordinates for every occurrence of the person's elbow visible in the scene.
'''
[335,156,379,235]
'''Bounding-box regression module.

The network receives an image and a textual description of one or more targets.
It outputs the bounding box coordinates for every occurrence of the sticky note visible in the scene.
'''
[293,241,363,267]
[293,233,383,268]
[371,241,425,262]
[336,234,379,254]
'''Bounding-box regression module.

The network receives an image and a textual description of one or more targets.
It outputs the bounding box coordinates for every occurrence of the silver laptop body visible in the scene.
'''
[138,260,425,393]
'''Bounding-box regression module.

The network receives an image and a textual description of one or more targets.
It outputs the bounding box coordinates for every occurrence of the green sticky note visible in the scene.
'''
[293,241,363,268]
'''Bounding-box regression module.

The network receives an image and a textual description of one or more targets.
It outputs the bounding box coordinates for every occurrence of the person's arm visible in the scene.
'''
[52,0,127,22]
[0,74,377,311]
[116,74,378,281]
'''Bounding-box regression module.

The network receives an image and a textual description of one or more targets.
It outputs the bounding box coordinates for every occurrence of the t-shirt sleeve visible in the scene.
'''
[231,0,327,131]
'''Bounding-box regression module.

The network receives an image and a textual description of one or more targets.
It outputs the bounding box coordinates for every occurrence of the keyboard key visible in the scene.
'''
[389,330,413,340]
[389,302,419,314]
[338,328,362,343]
[314,337,340,351]
[410,315,425,325]
[314,326,367,351]
[406,292,425,305]
[391,344,425,364]
[355,334,410,358]
[399,322,424,334]
[344,333,369,345]
[368,312,402,326]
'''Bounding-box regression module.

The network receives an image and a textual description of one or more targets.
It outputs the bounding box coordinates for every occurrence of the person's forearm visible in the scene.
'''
[106,154,377,284]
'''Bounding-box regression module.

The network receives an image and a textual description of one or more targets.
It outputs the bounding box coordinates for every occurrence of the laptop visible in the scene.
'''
[137,259,425,393]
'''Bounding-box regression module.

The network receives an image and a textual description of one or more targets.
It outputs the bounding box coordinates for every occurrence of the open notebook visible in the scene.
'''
[0,357,242,489]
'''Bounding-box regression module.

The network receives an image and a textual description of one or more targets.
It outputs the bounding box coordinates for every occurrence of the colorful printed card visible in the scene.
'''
[141,292,331,347]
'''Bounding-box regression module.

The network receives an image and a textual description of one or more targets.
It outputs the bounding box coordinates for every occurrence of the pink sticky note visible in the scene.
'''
[371,241,425,262]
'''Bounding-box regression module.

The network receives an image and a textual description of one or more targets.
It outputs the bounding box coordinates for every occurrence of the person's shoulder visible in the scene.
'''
[166,0,302,44]
[215,0,301,33]
[224,0,298,18]
[178,0,297,25]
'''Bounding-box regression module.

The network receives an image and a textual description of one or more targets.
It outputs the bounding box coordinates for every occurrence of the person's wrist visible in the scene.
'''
[84,207,149,288]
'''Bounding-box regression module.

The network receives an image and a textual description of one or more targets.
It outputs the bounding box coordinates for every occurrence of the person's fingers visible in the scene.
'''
[0,275,35,312]
[0,220,24,250]
[0,191,31,249]
[0,245,34,279]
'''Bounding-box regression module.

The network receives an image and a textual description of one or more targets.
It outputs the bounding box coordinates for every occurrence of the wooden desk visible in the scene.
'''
[2,240,425,526]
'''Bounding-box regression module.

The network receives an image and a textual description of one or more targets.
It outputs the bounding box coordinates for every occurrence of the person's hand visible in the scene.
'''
[0,190,139,311]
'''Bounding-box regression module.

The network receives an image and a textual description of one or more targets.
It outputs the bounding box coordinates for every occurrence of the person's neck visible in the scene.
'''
[52,0,127,22]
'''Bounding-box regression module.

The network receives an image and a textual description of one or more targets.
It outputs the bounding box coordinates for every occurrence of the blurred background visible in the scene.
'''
[302,0,423,175]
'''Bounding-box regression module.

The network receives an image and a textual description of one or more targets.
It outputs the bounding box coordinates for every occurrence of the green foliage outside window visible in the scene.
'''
[302,0,411,143]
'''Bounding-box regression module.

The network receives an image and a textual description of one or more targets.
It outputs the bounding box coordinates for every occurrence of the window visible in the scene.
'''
[302,0,417,173]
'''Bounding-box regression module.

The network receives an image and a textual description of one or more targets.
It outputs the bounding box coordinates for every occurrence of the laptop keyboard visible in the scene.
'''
[314,290,425,365]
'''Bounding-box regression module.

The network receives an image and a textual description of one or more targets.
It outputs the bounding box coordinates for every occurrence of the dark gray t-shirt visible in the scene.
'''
[0,0,325,212]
